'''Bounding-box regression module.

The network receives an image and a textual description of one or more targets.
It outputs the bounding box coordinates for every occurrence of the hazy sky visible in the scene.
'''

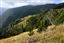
[0,0,64,8]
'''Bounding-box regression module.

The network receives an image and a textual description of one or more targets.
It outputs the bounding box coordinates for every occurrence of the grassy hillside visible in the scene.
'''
[0,7,64,39]
[0,24,64,43]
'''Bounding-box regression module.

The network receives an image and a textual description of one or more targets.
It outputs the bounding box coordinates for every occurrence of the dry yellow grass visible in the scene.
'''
[0,24,64,43]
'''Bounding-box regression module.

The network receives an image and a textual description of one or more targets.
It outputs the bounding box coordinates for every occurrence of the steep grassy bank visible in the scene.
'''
[0,24,64,43]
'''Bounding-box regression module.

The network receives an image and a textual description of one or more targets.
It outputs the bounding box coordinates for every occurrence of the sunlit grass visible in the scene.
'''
[0,24,64,43]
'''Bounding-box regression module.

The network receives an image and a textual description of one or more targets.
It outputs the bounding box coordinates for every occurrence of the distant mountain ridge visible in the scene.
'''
[1,3,64,28]
[1,4,57,28]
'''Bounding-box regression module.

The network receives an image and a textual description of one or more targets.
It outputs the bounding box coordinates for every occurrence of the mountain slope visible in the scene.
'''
[2,4,57,28]
[2,3,64,28]
[0,4,64,39]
